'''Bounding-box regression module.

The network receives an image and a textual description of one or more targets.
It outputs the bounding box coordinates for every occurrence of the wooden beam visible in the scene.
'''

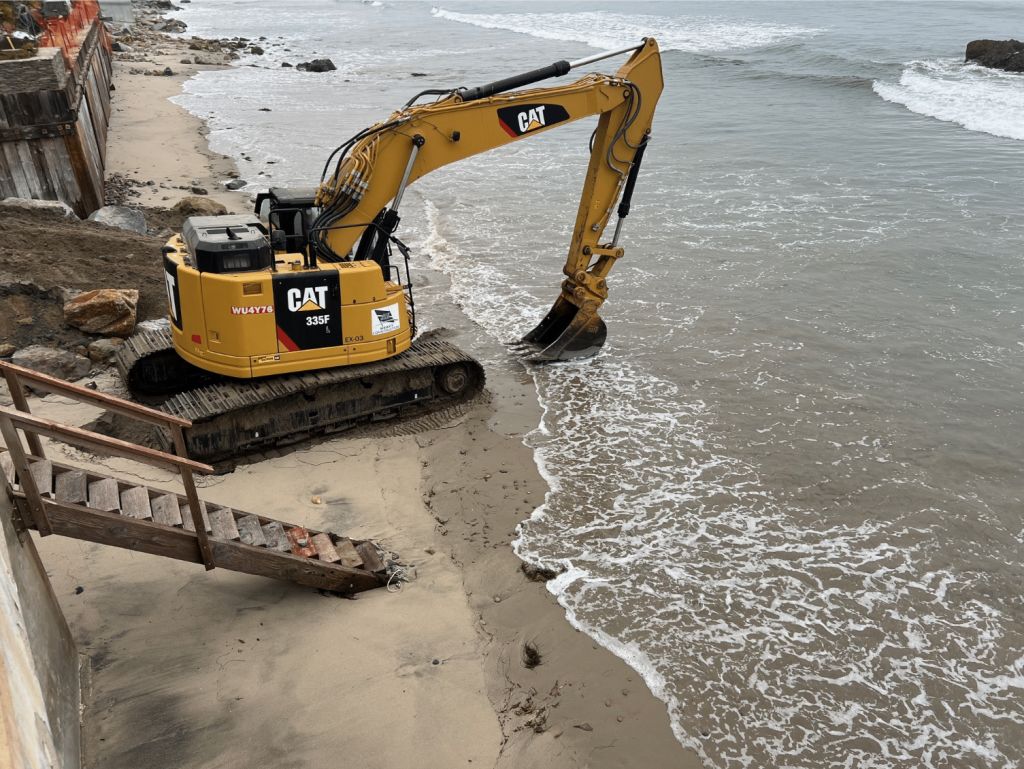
[179,467,214,571]
[0,416,51,535]
[209,540,382,593]
[0,361,192,429]
[30,497,204,564]
[0,407,213,474]
[2,368,45,458]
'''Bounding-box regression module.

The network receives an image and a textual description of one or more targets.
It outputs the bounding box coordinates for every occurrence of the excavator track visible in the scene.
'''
[115,326,484,466]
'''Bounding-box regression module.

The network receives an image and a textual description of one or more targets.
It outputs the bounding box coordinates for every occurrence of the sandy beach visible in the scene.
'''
[11,5,698,767]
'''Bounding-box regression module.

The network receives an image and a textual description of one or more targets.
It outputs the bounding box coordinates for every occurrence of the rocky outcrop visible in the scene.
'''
[11,345,91,381]
[172,196,227,216]
[63,289,139,337]
[965,39,1024,72]
[87,205,148,235]
[297,59,337,73]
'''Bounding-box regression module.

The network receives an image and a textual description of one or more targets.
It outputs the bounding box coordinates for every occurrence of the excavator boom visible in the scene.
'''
[313,38,663,360]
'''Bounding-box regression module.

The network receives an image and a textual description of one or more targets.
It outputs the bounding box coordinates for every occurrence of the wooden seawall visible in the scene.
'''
[0,1,112,216]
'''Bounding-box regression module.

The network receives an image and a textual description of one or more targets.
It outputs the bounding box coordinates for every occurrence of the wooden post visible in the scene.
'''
[0,416,52,536]
[2,369,45,459]
[171,426,214,571]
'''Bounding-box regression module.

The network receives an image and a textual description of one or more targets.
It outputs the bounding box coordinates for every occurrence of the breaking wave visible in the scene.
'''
[873,59,1024,141]
[430,7,822,53]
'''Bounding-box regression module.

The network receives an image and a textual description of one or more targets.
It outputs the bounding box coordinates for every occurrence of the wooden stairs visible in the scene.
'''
[0,361,390,594]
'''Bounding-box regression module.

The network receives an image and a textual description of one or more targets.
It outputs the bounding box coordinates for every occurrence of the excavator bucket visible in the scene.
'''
[514,296,607,362]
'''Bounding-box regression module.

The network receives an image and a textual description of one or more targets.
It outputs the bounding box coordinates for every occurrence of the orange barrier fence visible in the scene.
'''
[36,0,110,67]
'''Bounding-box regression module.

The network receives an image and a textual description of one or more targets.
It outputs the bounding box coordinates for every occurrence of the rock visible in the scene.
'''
[965,39,1024,72]
[0,197,78,219]
[172,196,227,216]
[0,344,15,358]
[87,338,125,363]
[152,18,187,33]
[190,185,208,195]
[225,179,247,190]
[249,45,264,55]
[281,62,292,67]
[258,107,271,112]
[64,289,139,337]
[12,346,91,381]
[87,205,147,235]
[296,58,337,73]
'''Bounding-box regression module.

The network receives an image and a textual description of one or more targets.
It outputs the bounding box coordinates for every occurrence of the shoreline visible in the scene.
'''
[29,3,698,767]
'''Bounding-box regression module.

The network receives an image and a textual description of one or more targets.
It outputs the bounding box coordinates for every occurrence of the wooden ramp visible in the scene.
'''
[0,362,388,594]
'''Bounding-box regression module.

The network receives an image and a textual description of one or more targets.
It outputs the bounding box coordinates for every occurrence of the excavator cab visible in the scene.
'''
[254,188,320,262]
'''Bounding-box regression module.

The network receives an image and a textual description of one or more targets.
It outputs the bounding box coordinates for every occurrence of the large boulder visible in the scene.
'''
[63,289,139,337]
[172,196,227,216]
[12,345,91,381]
[297,58,337,73]
[965,39,1024,72]
[0,197,78,219]
[87,205,148,234]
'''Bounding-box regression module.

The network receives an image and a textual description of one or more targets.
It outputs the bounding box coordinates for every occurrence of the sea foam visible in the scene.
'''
[431,7,821,53]
[873,59,1024,141]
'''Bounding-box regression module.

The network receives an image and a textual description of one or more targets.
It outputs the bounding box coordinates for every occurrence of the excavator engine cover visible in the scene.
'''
[182,216,273,274]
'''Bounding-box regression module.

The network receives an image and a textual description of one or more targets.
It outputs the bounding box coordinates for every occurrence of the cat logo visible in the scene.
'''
[498,103,570,138]
[286,286,328,312]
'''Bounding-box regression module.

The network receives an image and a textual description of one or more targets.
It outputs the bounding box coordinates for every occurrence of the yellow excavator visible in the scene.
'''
[117,38,663,463]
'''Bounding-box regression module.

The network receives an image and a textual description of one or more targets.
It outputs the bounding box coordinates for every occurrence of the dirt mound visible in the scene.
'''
[0,205,186,351]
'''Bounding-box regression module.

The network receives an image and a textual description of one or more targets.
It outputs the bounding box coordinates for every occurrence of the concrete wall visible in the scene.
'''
[0,496,81,769]
[98,1,133,23]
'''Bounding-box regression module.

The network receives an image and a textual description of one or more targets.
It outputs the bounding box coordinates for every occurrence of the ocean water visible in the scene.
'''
[169,2,1024,767]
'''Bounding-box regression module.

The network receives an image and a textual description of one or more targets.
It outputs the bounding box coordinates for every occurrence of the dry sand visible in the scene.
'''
[19,9,700,768]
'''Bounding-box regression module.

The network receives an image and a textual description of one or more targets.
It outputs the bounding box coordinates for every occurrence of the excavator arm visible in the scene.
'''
[312,38,663,361]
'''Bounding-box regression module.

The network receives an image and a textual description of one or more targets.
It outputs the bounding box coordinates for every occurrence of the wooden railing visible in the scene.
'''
[0,361,217,569]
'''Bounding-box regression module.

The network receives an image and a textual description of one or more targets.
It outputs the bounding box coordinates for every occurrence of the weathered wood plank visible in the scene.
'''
[28,459,53,498]
[261,521,290,552]
[311,533,340,563]
[355,542,386,574]
[334,538,364,569]
[236,515,266,547]
[180,500,211,532]
[120,486,152,519]
[151,493,182,527]
[209,507,240,541]
[88,477,120,512]
[54,469,87,505]
[209,540,381,593]
[286,526,317,558]
[38,498,203,564]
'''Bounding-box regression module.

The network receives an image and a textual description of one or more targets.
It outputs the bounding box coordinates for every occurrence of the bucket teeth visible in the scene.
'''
[514,299,608,363]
